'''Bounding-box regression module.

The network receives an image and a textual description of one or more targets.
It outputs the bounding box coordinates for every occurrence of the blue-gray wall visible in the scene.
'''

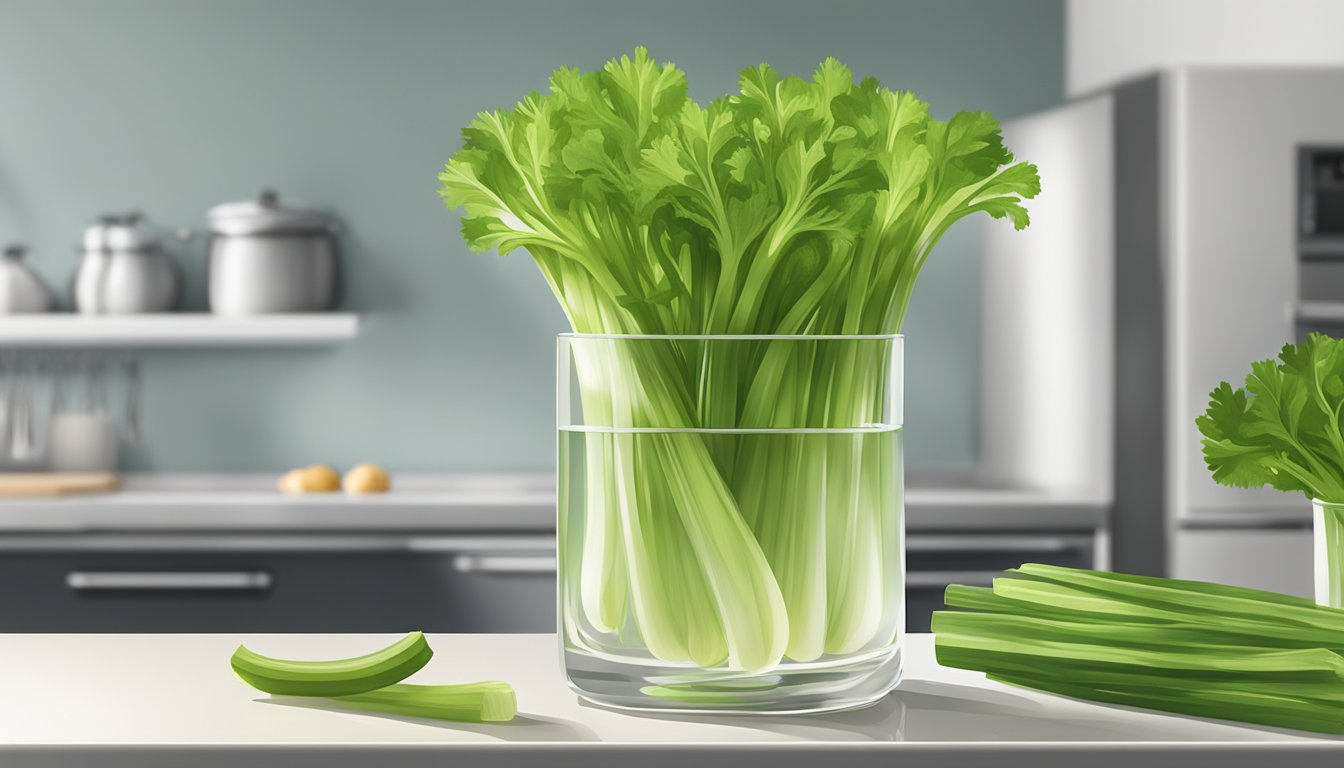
[0,0,1063,472]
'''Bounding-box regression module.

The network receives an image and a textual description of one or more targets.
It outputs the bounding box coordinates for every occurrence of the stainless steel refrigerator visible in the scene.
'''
[982,67,1344,595]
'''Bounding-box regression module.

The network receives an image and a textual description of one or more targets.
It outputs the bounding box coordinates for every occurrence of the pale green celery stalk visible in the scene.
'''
[869,422,904,648]
[648,437,728,667]
[1010,564,1344,633]
[823,342,888,655]
[935,623,1344,681]
[823,432,883,654]
[989,578,1297,628]
[336,682,517,723]
[944,584,1187,626]
[585,337,781,672]
[736,341,830,662]
[1010,563,1319,607]
[696,340,742,477]
[651,429,788,673]
[611,428,690,662]
[750,431,828,662]
[606,343,729,665]
[610,413,726,666]
[731,338,893,659]
[933,609,1344,656]
[572,344,627,634]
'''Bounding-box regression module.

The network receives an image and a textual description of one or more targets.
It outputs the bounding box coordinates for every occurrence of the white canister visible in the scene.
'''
[48,412,118,473]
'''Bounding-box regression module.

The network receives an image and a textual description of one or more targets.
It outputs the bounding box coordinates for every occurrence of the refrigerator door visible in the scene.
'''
[980,94,1115,503]
[1173,525,1313,598]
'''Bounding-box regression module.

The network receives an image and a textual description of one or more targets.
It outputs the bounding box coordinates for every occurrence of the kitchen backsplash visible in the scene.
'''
[0,0,1063,471]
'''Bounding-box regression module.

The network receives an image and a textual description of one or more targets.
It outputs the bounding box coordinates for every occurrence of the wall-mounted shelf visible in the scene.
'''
[0,314,360,347]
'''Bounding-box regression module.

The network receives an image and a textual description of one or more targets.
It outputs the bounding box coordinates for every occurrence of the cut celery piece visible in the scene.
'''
[230,632,432,697]
[337,682,517,723]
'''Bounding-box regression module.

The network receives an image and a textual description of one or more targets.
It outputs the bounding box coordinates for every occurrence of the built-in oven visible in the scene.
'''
[1296,146,1344,335]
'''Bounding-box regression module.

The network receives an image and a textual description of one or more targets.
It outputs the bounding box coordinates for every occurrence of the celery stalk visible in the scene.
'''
[655,431,789,673]
[579,432,626,633]
[614,430,693,663]
[337,682,517,723]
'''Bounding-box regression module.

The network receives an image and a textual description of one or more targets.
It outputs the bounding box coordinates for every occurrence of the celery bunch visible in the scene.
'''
[934,564,1344,734]
[442,49,1037,673]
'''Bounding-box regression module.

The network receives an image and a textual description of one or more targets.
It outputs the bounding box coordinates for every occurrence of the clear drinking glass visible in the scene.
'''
[1314,499,1344,608]
[557,334,904,713]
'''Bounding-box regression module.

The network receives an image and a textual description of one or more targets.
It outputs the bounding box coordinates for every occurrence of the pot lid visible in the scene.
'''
[207,189,332,235]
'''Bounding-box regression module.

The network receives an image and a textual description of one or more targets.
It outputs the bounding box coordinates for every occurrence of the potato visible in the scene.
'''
[344,463,391,494]
[277,469,307,494]
[277,464,342,494]
[302,464,342,493]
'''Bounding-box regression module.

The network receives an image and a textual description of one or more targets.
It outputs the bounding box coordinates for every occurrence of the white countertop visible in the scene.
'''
[1,633,1337,767]
[0,473,1106,534]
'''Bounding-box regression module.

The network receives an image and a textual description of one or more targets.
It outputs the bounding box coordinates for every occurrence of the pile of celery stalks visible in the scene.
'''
[934,563,1344,735]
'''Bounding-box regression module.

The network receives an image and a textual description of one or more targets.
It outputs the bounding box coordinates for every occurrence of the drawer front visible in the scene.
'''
[0,548,555,633]
[905,532,1096,632]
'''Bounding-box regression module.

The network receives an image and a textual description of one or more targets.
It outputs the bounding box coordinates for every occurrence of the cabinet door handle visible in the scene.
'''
[905,571,1002,589]
[452,554,556,575]
[66,571,273,591]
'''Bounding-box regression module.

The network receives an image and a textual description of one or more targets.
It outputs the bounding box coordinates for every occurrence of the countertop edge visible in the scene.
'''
[0,473,1108,534]
[0,740,1340,768]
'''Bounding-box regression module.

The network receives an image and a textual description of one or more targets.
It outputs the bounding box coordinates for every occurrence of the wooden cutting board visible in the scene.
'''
[0,473,120,497]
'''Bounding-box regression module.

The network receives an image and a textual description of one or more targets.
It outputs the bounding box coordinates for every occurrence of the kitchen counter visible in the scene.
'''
[0,473,1106,534]
[1,633,1337,768]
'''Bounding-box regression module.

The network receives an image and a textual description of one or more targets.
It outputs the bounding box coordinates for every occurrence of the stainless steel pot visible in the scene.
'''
[72,214,182,314]
[0,245,54,313]
[207,190,338,315]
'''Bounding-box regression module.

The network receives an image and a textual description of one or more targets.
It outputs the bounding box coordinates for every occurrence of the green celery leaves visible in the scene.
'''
[1198,332,1344,503]
[439,47,1039,337]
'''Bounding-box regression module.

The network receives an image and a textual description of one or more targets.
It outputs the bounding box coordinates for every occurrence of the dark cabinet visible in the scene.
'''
[0,537,555,633]
[904,532,1096,632]
[0,530,1094,635]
